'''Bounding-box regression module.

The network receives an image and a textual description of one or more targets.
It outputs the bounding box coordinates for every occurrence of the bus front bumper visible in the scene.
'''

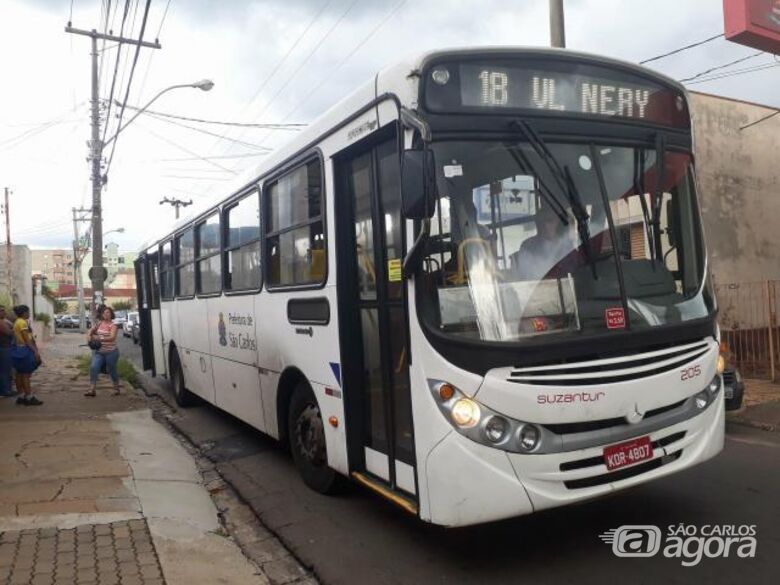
[423,392,724,527]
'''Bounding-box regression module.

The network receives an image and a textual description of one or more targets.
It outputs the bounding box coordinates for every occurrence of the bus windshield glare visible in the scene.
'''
[418,140,715,342]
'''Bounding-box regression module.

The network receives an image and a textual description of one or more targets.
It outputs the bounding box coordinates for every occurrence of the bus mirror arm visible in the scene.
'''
[402,219,430,280]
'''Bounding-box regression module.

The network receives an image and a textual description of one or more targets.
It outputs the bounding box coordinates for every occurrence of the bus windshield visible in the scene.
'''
[418,140,715,342]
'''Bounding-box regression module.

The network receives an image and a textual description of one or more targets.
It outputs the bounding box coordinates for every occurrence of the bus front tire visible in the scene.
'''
[170,349,195,407]
[288,383,341,494]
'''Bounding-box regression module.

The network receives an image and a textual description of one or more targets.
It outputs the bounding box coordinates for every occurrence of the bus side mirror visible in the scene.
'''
[401,149,436,219]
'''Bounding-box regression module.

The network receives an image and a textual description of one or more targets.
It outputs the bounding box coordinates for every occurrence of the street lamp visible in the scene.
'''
[89,80,214,313]
[104,227,125,237]
[104,79,215,147]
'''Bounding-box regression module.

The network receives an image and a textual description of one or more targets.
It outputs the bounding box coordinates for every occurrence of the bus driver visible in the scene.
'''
[510,202,577,281]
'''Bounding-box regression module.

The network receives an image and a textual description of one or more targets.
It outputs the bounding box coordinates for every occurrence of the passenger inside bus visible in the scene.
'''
[509,201,580,281]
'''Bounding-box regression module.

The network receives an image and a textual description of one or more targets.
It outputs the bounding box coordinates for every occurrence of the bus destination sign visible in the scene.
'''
[423,59,689,128]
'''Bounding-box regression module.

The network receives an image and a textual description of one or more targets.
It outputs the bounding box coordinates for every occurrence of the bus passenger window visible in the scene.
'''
[197,213,222,294]
[175,228,196,297]
[225,191,261,291]
[266,159,325,287]
[160,241,174,300]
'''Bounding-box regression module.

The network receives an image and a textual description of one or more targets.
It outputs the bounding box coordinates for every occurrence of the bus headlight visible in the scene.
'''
[484,416,508,443]
[707,376,721,396]
[451,398,481,428]
[694,390,709,410]
[717,354,726,375]
[429,380,549,453]
[518,424,541,452]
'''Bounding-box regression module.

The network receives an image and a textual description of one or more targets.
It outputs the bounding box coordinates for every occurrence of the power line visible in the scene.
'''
[117,103,305,129]
[740,109,780,131]
[139,124,238,173]
[140,110,274,151]
[640,33,723,65]
[104,0,152,177]
[282,0,407,124]
[679,51,764,82]
[684,62,779,84]
[154,152,267,162]
[137,0,173,105]
[101,0,132,143]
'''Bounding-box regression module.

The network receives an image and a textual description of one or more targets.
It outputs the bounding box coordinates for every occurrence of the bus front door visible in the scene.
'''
[338,135,416,501]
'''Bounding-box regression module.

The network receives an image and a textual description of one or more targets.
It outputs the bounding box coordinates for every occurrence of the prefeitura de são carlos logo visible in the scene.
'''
[599,524,757,567]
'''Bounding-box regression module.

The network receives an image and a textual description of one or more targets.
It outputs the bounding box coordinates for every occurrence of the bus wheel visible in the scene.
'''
[288,383,340,494]
[170,349,195,407]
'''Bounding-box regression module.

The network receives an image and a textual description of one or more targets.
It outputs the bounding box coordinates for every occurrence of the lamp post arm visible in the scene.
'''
[104,83,192,147]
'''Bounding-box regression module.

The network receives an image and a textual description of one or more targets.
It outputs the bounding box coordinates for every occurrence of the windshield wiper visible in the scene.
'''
[512,120,596,277]
[651,133,666,263]
[633,148,656,262]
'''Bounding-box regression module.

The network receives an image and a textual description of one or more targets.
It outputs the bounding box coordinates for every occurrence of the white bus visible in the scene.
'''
[135,47,725,527]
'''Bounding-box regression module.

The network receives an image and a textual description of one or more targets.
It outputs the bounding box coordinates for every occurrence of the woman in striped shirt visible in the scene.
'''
[85,305,121,397]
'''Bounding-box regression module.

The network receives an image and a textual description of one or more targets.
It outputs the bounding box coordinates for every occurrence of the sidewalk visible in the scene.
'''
[0,334,270,585]
[727,378,780,432]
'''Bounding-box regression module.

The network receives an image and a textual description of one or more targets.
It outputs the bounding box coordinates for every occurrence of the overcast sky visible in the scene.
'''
[1,0,778,252]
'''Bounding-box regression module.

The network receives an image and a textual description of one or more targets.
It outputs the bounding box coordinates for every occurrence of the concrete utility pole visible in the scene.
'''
[72,207,91,332]
[2,188,13,304]
[160,197,193,220]
[65,24,160,315]
[549,0,566,48]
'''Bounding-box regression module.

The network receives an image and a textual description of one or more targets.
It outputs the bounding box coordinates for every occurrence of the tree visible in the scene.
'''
[112,300,133,311]
[53,298,68,314]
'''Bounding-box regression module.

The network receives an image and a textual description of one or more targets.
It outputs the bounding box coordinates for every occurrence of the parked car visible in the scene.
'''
[723,366,745,411]
[113,309,128,327]
[131,319,141,344]
[123,312,139,338]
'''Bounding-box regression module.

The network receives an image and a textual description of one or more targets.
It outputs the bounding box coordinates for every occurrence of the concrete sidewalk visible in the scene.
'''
[0,334,271,585]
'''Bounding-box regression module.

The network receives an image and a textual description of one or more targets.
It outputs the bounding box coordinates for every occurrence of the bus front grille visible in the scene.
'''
[563,450,683,489]
[507,340,711,386]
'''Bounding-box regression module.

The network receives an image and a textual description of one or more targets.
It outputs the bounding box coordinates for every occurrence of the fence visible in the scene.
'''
[715,280,779,381]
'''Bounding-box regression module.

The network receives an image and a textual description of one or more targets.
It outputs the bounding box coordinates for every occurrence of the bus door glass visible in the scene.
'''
[339,136,415,496]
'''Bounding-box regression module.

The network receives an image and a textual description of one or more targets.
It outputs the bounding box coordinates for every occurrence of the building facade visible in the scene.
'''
[690,91,780,284]
[31,248,76,287]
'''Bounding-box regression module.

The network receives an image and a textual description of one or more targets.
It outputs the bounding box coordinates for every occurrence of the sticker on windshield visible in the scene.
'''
[605,307,626,330]
[443,164,463,178]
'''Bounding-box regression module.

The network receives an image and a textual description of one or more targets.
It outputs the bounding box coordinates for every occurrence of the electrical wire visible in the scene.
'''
[683,62,779,84]
[740,109,780,131]
[117,103,305,129]
[141,111,274,151]
[281,0,407,124]
[105,0,151,177]
[101,0,132,143]
[154,153,268,162]
[137,0,173,106]
[679,51,764,82]
[138,124,238,173]
[640,33,724,65]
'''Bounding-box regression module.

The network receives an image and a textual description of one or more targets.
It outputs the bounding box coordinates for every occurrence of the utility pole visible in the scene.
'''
[160,196,193,220]
[549,0,566,48]
[72,207,91,332]
[2,188,13,304]
[65,23,160,315]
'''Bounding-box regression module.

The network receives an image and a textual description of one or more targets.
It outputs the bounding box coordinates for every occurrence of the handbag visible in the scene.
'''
[88,339,102,351]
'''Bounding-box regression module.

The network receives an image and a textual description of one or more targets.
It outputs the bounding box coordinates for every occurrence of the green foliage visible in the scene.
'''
[112,300,133,311]
[53,298,68,313]
[34,312,51,326]
[75,354,140,388]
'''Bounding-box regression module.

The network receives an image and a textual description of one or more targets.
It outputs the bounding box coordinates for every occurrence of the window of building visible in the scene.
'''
[266,159,325,287]
[160,240,174,300]
[175,228,196,297]
[197,213,222,294]
[225,192,261,291]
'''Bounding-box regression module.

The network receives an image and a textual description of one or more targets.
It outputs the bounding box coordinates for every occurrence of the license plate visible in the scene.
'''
[603,436,654,471]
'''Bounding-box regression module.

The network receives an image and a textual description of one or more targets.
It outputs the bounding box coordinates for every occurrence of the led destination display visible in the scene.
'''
[424,58,689,128]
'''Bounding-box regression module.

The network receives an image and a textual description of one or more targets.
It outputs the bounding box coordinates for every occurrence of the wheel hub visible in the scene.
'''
[295,404,326,466]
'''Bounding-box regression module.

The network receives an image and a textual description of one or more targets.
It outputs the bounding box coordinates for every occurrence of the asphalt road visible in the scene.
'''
[112,333,778,585]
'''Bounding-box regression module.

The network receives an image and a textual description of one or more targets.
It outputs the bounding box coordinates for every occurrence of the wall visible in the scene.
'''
[0,245,32,306]
[690,92,780,285]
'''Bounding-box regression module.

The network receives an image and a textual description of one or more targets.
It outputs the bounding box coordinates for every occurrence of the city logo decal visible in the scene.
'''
[218,312,227,346]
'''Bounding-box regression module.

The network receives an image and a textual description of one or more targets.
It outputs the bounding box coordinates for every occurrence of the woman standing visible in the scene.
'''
[11,305,43,406]
[85,306,121,397]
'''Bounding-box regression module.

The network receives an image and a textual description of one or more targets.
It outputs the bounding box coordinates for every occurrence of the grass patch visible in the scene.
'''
[75,354,140,387]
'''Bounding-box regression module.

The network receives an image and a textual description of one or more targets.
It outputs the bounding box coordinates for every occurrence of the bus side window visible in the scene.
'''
[225,191,262,291]
[265,158,325,287]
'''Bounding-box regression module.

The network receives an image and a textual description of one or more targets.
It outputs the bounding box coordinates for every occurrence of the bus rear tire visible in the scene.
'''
[288,382,341,494]
[170,349,195,407]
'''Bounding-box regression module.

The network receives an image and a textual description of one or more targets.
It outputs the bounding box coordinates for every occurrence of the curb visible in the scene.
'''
[726,412,777,433]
